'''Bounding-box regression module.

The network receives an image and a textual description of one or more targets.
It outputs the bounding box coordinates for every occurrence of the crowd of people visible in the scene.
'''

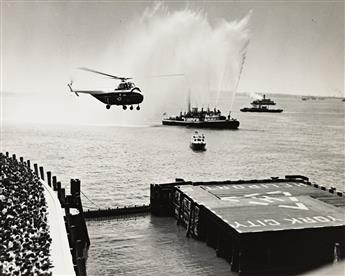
[0,153,52,275]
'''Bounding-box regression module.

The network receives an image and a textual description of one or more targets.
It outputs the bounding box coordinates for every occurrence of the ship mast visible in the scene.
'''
[187,88,191,112]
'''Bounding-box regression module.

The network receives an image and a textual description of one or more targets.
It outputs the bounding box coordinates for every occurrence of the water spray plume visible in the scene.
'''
[102,3,252,121]
[250,92,263,100]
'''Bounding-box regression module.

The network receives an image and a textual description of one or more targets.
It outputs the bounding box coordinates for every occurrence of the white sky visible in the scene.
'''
[1,0,344,124]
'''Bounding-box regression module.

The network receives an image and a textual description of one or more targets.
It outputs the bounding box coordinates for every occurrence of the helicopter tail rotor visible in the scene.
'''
[67,80,79,96]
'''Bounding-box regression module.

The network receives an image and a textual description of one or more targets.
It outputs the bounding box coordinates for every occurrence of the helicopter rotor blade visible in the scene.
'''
[78,67,132,81]
[149,73,185,78]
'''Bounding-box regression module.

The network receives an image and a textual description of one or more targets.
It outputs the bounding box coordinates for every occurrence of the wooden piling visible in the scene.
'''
[27,160,31,169]
[186,202,194,238]
[76,256,86,276]
[60,188,66,205]
[47,171,52,187]
[231,245,240,272]
[76,240,83,258]
[12,154,16,161]
[65,206,70,215]
[5,152,9,157]
[34,164,39,176]
[52,176,57,191]
[57,182,62,206]
[176,192,183,225]
[39,166,44,180]
[69,224,77,243]
[56,181,61,192]
[19,156,24,163]
[71,179,81,195]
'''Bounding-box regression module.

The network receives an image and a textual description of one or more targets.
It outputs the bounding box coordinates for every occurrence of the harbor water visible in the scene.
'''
[2,94,344,275]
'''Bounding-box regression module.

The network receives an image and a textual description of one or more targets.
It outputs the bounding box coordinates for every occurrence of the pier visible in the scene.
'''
[151,175,345,275]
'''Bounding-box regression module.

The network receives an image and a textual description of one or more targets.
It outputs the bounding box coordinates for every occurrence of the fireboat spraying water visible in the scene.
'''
[162,107,240,129]
[162,89,240,129]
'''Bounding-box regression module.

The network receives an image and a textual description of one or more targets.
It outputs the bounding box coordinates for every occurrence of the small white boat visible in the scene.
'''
[190,131,206,151]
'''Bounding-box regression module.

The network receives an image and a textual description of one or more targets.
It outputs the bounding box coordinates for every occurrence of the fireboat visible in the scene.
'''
[162,106,240,129]
[240,94,283,113]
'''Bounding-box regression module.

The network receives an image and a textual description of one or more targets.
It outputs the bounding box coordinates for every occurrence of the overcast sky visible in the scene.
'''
[1,0,344,124]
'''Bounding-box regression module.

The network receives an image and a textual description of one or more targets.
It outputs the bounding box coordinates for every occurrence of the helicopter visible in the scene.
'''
[68,67,144,110]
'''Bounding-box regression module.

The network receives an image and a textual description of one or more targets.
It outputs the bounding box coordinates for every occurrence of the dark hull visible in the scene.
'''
[162,120,240,129]
[240,108,283,113]
[93,92,143,105]
[190,143,206,151]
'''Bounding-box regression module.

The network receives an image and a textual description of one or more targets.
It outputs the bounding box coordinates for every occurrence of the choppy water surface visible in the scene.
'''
[87,215,231,275]
[2,95,344,275]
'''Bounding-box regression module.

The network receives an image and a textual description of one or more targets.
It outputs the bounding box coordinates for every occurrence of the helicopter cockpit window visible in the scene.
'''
[118,83,125,90]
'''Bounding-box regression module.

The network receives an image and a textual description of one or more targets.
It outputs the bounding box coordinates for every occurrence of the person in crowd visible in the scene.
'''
[0,153,52,275]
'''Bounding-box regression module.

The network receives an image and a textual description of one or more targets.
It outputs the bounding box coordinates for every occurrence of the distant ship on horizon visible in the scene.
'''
[302,96,317,101]
[240,94,283,113]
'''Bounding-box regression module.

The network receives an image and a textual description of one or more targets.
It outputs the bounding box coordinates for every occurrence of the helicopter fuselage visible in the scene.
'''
[92,90,143,106]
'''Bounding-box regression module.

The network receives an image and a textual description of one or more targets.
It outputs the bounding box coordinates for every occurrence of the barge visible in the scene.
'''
[151,175,345,275]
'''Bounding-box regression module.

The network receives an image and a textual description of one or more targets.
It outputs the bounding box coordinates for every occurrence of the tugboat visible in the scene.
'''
[190,131,206,151]
[240,94,283,113]
[162,107,240,129]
